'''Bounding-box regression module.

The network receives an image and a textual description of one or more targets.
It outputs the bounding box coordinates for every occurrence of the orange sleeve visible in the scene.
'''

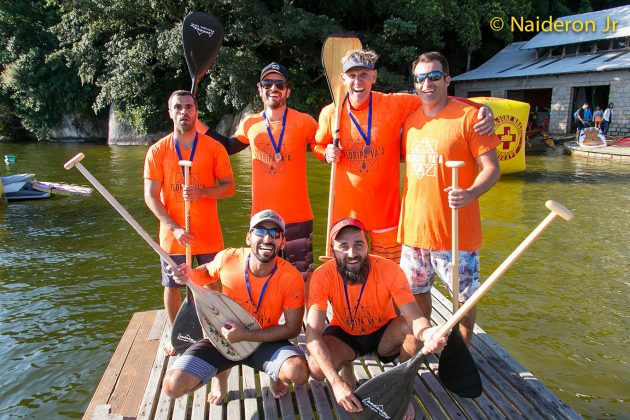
[307,265,331,312]
[303,113,320,157]
[313,104,335,161]
[281,268,306,310]
[450,96,482,109]
[233,117,252,145]
[389,266,415,308]
[143,140,166,180]
[199,249,226,285]
[212,141,234,180]
[465,110,500,158]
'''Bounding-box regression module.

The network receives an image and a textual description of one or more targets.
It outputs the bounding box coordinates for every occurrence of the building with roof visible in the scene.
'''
[452,5,629,137]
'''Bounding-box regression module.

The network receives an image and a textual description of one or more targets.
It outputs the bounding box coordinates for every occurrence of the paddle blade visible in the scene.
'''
[438,324,482,398]
[321,34,362,108]
[170,291,202,354]
[353,351,426,419]
[182,12,224,95]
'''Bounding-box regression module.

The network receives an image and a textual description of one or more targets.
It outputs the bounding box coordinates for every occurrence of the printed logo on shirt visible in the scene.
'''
[170,173,206,202]
[407,138,443,178]
[253,142,291,176]
[342,139,384,176]
[344,306,380,334]
[234,297,272,327]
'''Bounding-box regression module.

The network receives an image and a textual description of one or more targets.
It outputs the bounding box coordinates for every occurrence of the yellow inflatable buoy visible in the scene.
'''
[469,97,529,174]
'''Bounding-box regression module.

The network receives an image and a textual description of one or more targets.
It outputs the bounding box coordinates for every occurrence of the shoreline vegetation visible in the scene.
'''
[0,1,612,142]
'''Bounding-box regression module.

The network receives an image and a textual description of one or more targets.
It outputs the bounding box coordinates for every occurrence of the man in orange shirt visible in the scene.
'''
[206,63,318,283]
[400,52,501,345]
[306,218,446,419]
[313,49,495,263]
[144,90,235,355]
[162,210,309,401]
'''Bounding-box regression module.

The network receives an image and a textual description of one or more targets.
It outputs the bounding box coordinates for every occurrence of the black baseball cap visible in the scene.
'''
[260,62,289,81]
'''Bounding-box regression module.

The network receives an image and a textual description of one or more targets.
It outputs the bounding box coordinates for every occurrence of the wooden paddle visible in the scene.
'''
[64,153,261,361]
[438,161,482,398]
[353,200,574,419]
[319,34,362,261]
[182,12,224,95]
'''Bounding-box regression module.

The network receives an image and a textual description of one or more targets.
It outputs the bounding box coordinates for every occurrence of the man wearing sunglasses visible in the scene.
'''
[399,51,501,346]
[163,209,309,402]
[313,49,495,264]
[206,62,318,286]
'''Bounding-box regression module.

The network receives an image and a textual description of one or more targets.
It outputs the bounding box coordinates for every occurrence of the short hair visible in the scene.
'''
[341,49,379,67]
[168,90,197,108]
[411,51,450,75]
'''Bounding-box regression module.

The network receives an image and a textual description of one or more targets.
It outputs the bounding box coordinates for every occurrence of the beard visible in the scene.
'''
[251,243,278,264]
[336,255,370,285]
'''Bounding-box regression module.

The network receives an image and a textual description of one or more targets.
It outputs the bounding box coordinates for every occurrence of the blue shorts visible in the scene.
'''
[160,253,216,288]
[400,245,480,301]
[170,339,305,383]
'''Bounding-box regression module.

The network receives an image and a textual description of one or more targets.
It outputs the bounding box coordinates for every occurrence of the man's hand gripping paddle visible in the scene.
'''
[319,34,362,261]
[353,200,574,419]
[64,153,261,361]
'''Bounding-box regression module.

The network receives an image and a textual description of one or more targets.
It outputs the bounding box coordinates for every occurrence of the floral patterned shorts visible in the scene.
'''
[400,245,480,301]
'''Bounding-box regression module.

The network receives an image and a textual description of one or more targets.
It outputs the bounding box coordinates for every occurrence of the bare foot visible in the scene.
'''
[269,378,289,399]
[403,402,415,420]
[207,371,229,405]
[340,362,357,391]
[163,343,176,356]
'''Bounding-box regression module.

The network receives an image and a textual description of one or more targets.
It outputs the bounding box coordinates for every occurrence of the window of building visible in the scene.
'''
[564,44,579,56]
[596,39,611,52]
[467,91,491,98]
[550,46,563,57]
[611,37,628,50]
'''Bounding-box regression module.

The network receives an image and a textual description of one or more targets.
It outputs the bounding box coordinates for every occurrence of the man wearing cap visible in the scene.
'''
[313,49,495,263]
[144,90,235,356]
[306,218,446,419]
[163,209,309,402]
[400,51,500,346]
[206,62,318,284]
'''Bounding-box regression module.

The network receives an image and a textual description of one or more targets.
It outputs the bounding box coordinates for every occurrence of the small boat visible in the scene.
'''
[32,181,93,196]
[2,182,51,202]
[1,173,35,186]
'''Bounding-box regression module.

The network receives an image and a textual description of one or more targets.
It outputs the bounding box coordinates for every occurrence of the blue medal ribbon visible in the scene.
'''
[347,92,373,150]
[263,107,289,157]
[343,276,368,330]
[244,254,278,314]
[174,132,198,177]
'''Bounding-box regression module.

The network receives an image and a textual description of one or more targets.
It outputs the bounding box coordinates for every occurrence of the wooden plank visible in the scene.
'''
[308,378,334,419]
[83,312,144,420]
[171,393,189,420]
[190,384,208,420]
[242,365,259,420]
[137,320,170,420]
[260,373,279,419]
[226,366,242,420]
[148,309,168,341]
[153,356,176,420]
[293,381,315,420]
[109,311,157,417]
[277,390,296,420]
[325,379,351,420]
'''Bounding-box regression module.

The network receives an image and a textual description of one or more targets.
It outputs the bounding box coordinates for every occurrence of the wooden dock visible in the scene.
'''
[564,140,630,161]
[84,289,580,420]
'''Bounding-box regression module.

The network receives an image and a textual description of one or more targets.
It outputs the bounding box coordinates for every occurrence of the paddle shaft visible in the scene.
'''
[179,160,193,266]
[446,161,465,309]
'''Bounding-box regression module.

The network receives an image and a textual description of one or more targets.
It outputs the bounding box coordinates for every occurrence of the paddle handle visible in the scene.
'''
[432,200,574,343]
[65,153,179,270]
[322,101,344,259]
[179,160,193,266]
[446,161,465,309]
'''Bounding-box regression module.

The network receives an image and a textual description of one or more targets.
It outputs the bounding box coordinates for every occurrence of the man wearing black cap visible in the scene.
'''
[163,209,309,403]
[313,49,495,264]
[305,217,446,419]
[207,62,318,286]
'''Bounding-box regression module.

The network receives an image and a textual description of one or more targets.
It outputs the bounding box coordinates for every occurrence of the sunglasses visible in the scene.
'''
[260,79,287,90]
[251,227,284,239]
[413,71,447,84]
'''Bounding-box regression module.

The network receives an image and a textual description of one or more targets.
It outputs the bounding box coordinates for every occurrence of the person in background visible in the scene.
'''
[144,90,235,356]
[602,103,614,136]
[593,106,603,130]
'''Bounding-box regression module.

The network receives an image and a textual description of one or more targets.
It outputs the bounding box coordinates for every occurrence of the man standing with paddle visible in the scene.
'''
[163,210,309,400]
[314,49,495,263]
[144,90,235,355]
[399,52,501,346]
[206,62,318,284]
[306,218,446,418]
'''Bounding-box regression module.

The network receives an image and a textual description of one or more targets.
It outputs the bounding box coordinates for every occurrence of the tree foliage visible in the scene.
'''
[0,0,626,139]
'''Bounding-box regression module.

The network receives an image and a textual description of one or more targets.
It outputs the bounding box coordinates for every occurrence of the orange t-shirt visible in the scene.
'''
[234,108,318,224]
[308,255,415,335]
[314,92,421,231]
[399,100,500,250]
[144,133,233,254]
[192,248,304,329]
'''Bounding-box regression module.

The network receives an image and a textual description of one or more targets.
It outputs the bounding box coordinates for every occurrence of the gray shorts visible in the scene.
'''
[161,253,216,288]
[283,220,314,281]
[170,339,305,383]
[400,245,480,301]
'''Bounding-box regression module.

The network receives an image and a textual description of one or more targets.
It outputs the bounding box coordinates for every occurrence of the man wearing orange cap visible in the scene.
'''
[306,218,446,419]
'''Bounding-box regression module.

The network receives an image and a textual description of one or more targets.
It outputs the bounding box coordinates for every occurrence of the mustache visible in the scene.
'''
[336,256,370,285]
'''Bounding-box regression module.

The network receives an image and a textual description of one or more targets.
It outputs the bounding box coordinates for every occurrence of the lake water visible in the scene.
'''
[0,142,628,418]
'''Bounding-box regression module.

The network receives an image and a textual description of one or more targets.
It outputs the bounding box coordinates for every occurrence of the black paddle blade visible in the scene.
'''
[182,12,224,95]
[353,351,426,419]
[438,324,482,398]
[170,291,202,354]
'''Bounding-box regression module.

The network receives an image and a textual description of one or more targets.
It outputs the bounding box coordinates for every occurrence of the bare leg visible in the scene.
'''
[272,356,309,399]
[207,369,229,404]
[269,377,289,399]
[458,305,476,346]
[164,287,182,356]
